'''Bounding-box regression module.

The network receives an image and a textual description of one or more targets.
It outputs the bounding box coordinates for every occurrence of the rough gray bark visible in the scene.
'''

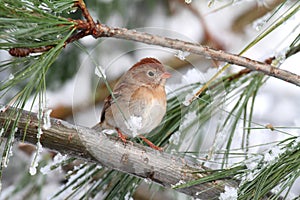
[0,106,239,199]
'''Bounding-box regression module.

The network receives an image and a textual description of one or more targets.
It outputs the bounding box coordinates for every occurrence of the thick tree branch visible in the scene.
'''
[0,106,238,199]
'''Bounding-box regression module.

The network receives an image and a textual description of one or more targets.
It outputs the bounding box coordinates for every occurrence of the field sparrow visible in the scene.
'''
[93,58,171,150]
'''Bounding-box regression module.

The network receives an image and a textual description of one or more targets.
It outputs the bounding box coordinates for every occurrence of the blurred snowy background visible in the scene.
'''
[0,0,299,199]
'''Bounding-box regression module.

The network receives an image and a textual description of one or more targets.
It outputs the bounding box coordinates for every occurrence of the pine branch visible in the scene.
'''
[0,106,239,199]
[8,0,300,87]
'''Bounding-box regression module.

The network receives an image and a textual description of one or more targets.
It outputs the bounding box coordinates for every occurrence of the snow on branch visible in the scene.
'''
[0,106,238,199]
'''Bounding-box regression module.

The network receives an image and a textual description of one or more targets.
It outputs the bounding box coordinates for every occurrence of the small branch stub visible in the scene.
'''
[9,46,53,57]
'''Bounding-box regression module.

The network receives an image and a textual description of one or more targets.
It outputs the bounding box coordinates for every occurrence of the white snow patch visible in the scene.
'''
[171,180,186,188]
[181,68,202,84]
[8,73,14,80]
[169,131,181,145]
[40,153,68,175]
[143,178,152,184]
[37,127,43,139]
[124,192,134,200]
[37,107,42,120]
[0,128,4,137]
[102,129,116,135]
[125,115,143,137]
[59,166,87,195]
[183,93,193,106]
[181,111,197,129]
[3,146,13,168]
[264,145,283,163]
[245,155,263,170]
[219,186,238,200]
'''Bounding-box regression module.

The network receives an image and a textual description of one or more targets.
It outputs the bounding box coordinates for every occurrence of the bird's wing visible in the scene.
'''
[100,94,112,123]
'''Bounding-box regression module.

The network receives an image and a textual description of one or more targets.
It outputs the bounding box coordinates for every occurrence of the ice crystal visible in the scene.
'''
[29,142,43,175]
[175,50,190,60]
[43,108,52,130]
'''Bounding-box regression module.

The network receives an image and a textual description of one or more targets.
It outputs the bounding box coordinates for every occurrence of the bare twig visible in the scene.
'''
[94,24,300,87]
[0,106,239,199]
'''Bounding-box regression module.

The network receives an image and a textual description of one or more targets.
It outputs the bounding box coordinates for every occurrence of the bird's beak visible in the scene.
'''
[161,72,171,79]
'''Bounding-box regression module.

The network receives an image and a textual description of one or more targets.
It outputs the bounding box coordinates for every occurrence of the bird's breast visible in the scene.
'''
[140,87,166,133]
[108,85,167,137]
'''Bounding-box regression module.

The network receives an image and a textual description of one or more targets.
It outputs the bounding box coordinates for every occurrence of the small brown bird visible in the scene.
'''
[93,58,171,150]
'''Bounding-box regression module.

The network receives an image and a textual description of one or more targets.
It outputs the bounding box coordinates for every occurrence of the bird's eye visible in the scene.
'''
[147,71,155,77]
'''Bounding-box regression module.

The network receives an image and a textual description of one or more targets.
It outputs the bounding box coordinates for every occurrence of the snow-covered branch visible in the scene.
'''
[0,106,238,199]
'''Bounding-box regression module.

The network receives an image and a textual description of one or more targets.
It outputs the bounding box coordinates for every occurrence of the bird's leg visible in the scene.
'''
[116,128,127,144]
[139,135,163,151]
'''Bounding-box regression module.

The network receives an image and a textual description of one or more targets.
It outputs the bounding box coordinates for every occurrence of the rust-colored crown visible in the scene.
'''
[131,58,163,70]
